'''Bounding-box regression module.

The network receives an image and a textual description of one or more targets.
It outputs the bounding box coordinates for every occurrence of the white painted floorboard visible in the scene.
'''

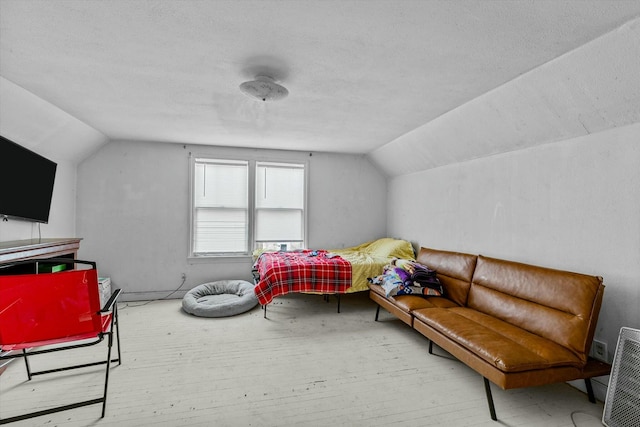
[0,293,605,426]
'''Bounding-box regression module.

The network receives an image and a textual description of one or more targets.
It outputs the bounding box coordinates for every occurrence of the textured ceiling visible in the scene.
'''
[1,0,640,155]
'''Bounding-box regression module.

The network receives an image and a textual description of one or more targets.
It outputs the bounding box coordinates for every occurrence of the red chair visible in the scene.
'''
[0,258,121,424]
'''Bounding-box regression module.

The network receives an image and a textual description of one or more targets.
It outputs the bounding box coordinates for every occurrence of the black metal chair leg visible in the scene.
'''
[337,294,341,313]
[374,305,380,321]
[101,332,114,418]
[585,378,596,403]
[483,377,498,421]
[113,304,122,365]
[428,340,433,354]
[22,349,32,380]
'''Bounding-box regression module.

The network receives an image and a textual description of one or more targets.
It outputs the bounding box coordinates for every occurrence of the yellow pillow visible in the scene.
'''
[360,238,415,259]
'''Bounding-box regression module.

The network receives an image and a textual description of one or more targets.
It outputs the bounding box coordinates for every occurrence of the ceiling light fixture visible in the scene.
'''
[239,75,288,102]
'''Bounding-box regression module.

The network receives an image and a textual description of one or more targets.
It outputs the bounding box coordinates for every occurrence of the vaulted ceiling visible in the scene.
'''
[1,0,639,165]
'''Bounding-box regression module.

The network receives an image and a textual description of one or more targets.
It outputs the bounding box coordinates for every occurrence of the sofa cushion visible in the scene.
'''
[413,307,584,372]
[468,255,604,363]
[369,282,459,311]
[417,247,476,306]
[394,294,459,311]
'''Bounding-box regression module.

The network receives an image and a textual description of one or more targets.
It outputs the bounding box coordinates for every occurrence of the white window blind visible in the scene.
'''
[193,159,248,254]
[190,157,306,257]
[255,162,305,245]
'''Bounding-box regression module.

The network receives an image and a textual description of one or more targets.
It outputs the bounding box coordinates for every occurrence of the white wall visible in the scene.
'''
[370,17,640,177]
[386,123,640,399]
[0,77,107,242]
[76,140,386,300]
[369,14,640,369]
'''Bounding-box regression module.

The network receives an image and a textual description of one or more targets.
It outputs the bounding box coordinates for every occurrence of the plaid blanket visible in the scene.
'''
[253,250,352,305]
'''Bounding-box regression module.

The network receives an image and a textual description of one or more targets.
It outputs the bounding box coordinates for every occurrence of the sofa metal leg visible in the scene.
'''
[374,305,380,321]
[428,340,433,354]
[483,377,498,421]
[585,378,596,403]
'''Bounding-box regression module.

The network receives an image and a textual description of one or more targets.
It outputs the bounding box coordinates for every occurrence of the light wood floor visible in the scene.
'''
[1,293,606,426]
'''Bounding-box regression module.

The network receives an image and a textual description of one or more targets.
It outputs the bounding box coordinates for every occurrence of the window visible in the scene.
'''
[192,159,248,255]
[190,157,306,257]
[255,161,305,252]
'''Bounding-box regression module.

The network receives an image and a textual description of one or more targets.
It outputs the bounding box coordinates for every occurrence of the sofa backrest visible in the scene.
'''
[417,247,477,307]
[468,255,605,363]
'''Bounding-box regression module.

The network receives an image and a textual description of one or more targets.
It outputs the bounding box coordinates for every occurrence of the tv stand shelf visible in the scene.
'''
[0,238,82,264]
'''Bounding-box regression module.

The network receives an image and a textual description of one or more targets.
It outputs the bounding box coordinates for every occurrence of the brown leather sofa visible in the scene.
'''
[369,247,611,421]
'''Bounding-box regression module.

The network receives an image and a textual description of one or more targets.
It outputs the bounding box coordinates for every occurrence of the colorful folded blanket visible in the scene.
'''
[369,258,445,297]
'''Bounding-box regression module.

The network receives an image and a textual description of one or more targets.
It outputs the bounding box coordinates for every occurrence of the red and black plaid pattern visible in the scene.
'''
[254,250,352,305]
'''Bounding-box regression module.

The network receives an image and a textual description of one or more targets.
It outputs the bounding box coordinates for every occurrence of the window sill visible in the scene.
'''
[187,254,253,264]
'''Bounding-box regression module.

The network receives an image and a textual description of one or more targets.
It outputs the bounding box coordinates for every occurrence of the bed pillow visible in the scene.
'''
[364,238,415,259]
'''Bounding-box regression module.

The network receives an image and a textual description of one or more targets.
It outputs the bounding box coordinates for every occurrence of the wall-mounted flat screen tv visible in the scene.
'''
[0,135,57,223]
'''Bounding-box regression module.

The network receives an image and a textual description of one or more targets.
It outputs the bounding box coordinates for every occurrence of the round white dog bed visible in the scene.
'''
[182,280,258,317]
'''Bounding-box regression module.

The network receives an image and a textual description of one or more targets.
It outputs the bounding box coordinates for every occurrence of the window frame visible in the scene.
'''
[188,153,308,260]
[254,160,306,252]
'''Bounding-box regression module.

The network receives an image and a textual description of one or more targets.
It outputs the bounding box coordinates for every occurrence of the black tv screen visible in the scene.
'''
[0,135,57,223]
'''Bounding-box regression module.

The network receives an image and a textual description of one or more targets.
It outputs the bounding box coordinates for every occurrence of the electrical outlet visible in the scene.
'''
[592,339,607,362]
[181,273,187,280]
